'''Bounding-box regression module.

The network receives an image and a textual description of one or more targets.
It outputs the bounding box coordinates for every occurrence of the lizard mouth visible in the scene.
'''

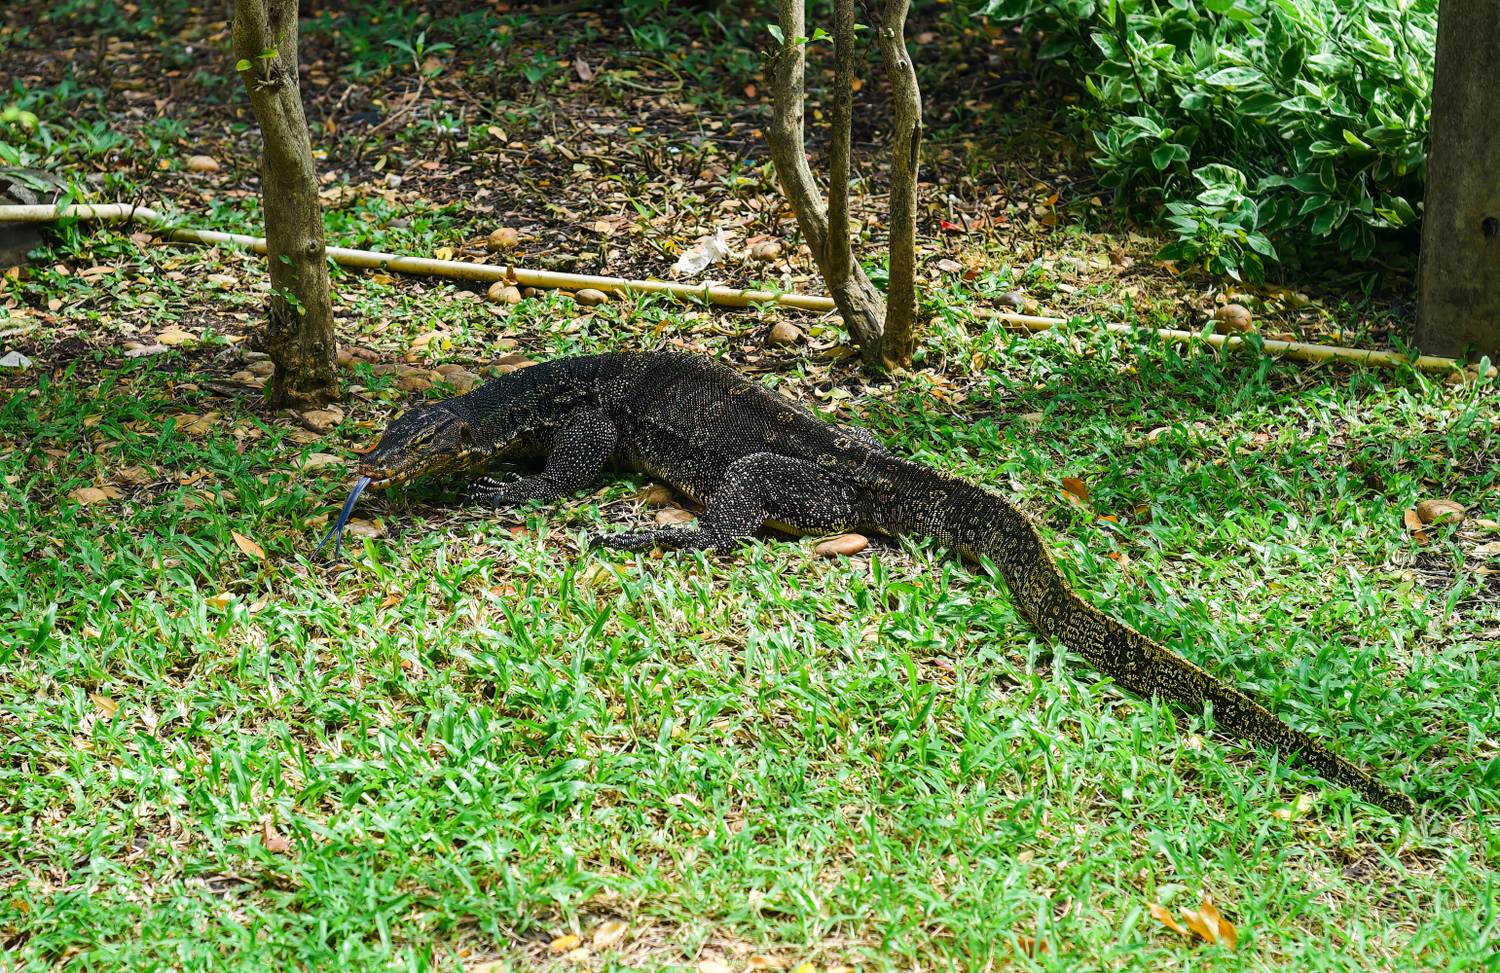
[358,447,492,489]
[361,473,406,489]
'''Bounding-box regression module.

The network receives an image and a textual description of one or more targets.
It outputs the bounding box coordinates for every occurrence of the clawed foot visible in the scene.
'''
[594,527,719,552]
[461,474,508,502]
[461,474,526,509]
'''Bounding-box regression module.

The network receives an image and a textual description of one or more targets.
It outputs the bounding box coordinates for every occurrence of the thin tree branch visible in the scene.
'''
[826,0,855,285]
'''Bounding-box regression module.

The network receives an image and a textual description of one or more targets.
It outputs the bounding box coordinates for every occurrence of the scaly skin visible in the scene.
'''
[357,351,1416,814]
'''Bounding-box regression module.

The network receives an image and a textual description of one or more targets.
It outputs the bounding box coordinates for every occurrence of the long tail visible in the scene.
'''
[883,465,1415,814]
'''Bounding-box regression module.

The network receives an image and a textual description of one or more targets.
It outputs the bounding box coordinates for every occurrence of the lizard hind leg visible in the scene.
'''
[597,452,861,553]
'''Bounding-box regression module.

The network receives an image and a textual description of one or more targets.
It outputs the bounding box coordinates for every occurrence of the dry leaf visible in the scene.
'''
[1149,901,1188,936]
[747,957,783,971]
[1061,476,1091,505]
[573,55,595,82]
[261,820,291,854]
[434,246,456,261]
[178,412,221,437]
[301,452,344,471]
[1153,895,1237,949]
[591,919,627,949]
[1272,792,1316,820]
[548,934,581,954]
[1200,899,1236,948]
[206,591,235,609]
[1181,896,1237,948]
[696,961,733,973]
[465,961,508,973]
[231,530,266,561]
[343,519,382,540]
[1402,507,1429,544]
[1474,541,1500,558]
[70,486,116,505]
[1415,498,1466,525]
[91,694,119,718]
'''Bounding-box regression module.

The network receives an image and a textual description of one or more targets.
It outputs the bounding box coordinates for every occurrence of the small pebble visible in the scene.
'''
[750,240,783,262]
[767,322,803,347]
[814,533,869,557]
[1212,303,1254,334]
[487,281,522,305]
[639,484,675,507]
[486,227,521,251]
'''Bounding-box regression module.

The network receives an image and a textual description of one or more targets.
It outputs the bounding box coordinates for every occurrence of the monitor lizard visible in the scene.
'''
[334,349,1415,814]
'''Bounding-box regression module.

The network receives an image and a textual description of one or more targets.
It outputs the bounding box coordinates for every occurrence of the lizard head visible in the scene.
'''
[358,403,484,489]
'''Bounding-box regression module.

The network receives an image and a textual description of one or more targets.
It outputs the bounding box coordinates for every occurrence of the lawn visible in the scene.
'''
[3,2,1498,970]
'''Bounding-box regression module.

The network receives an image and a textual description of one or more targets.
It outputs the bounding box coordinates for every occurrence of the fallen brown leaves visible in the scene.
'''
[1149,893,1238,949]
[230,530,266,562]
[1060,475,1090,506]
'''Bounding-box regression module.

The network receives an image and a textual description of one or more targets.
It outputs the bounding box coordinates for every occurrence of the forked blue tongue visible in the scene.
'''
[315,475,372,558]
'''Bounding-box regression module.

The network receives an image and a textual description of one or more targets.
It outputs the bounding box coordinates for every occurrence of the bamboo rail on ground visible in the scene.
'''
[0,202,1478,377]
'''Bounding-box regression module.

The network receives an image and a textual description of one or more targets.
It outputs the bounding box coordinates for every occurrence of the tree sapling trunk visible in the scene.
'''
[233,0,339,406]
[875,0,922,369]
[766,0,888,365]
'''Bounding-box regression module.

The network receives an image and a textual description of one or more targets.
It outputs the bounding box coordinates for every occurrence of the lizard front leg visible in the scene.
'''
[599,452,859,552]
[467,411,618,509]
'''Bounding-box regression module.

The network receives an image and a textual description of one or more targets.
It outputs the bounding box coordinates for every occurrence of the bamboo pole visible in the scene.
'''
[988,312,1472,375]
[0,203,1477,377]
[0,203,835,311]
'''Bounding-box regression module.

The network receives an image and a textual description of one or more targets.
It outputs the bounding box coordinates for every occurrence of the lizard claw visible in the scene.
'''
[596,527,719,552]
[593,530,657,551]
[461,474,520,507]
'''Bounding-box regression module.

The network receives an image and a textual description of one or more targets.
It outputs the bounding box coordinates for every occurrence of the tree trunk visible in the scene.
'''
[875,0,922,369]
[233,0,338,407]
[765,0,887,364]
[1415,0,1500,359]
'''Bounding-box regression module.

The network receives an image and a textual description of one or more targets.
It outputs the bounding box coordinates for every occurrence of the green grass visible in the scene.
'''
[2,3,1496,967]
[3,294,1497,970]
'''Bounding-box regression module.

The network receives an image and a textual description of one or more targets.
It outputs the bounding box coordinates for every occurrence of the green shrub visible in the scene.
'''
[982,0,1434,279]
